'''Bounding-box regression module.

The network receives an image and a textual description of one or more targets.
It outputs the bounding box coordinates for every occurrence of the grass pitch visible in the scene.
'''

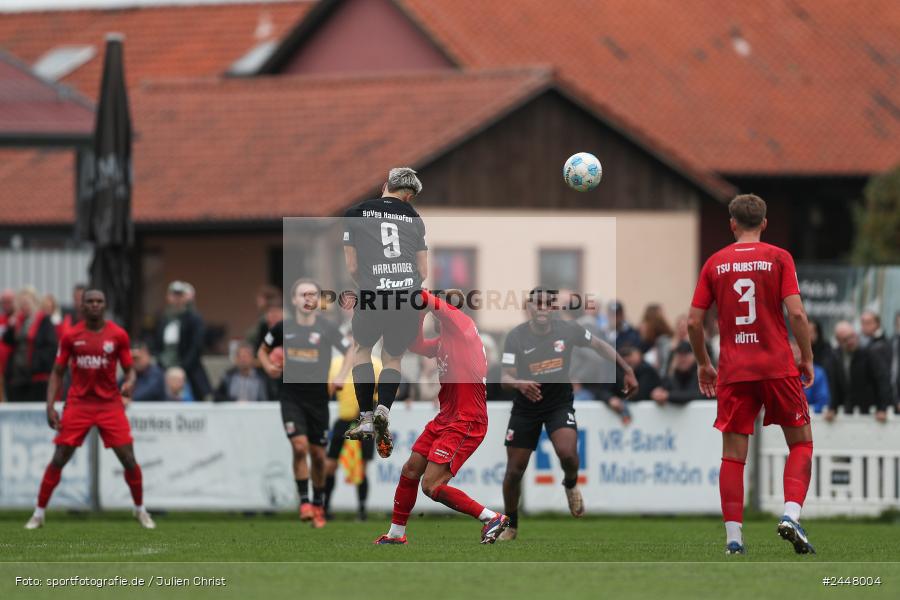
[1,511,897,600]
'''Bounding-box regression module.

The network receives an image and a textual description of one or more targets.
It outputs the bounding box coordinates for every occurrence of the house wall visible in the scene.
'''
[417,91,706,212]
[140,232,281,349]
[419,208,699,333]
[282,0,452,75]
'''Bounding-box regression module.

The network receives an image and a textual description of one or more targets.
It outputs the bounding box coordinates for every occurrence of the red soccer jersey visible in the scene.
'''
[56,321,133,403]
[691,242,800,385]
[409,291,488,425]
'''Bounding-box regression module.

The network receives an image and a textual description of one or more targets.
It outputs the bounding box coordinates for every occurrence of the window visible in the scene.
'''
[432,247,477,291]
[33,46,96,81]
[539,248,582,291]
[227,40,278,76]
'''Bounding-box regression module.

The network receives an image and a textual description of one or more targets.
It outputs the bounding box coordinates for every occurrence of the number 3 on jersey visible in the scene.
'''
[381,222,401,258]
[733,278,756,325]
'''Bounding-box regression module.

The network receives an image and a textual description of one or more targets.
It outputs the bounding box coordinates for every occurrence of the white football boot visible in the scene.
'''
[24,512,45,530]
[135,507,157,529]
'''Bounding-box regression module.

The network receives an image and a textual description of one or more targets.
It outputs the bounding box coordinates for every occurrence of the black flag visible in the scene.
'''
[77,34,133,329]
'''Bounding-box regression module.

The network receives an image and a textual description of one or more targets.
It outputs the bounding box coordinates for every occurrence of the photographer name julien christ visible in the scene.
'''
[152,576,227,588]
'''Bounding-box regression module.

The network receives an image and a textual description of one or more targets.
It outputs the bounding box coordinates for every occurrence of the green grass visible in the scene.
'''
[1,511,897,599]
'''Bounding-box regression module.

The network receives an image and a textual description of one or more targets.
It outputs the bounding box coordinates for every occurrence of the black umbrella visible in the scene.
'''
[76,33,133,330]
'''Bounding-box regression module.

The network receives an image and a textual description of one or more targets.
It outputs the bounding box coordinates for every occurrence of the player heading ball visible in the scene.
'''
[342,168,427,459]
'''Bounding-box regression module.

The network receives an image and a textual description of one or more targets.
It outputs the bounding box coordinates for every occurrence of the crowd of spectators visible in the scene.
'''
[1,281,898,423]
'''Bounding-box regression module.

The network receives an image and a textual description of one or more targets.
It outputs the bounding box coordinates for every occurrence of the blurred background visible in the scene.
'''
[0,0,898,514]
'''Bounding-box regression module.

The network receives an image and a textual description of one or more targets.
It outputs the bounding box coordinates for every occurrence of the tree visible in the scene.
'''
[852,165,900,264]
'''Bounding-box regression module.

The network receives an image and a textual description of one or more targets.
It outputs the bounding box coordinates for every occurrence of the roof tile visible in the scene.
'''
[0,2,313,99]
[0,68,553,225]
[400,0,900,174]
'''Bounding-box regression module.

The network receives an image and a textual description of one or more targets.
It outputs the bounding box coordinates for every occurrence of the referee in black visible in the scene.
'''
[258,278,352,528]
[341,167,428,459]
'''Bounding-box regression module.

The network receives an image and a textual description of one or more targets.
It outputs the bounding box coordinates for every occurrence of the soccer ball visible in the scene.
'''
[563,152,602,192]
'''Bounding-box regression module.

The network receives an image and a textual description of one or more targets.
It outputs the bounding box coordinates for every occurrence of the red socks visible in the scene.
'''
[124,465,143,507]
[719,457,745,523]
[37,464,63,508]
[430,484,484,519]
[391,475,419,526]
[391,475,486,525]
[784,441,813,505]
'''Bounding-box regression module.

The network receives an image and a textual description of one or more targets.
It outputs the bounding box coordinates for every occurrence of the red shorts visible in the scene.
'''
[54,402,133,448]
[411,419,487,475]
[715,376,809,435]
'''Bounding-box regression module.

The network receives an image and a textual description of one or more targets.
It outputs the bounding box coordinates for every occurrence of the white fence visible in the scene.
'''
[758,414,900,517]
[2,402,897,516]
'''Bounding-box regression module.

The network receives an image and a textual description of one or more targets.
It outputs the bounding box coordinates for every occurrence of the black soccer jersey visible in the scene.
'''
[263,318,350,392]
[502,319,594,411]
[343,198,427,292]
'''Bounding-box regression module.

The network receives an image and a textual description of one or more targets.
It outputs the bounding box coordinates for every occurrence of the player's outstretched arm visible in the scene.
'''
[687,307,717,398]
[46,363,66,430]
[784,294,814,389]
[587,336,637,398]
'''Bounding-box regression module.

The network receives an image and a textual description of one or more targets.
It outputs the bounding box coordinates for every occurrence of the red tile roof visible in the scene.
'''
[399,0,900,175]
[0,51,93,138]
[0,1,313,99]
[0,68,558,225]
[0,147,75,225]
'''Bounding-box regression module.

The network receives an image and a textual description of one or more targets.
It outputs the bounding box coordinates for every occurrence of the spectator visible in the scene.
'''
[2,287,57,402]
[577,295,611,344]
[610,300,641,350]
[825,321,890,422]
[245,285,282,347]
[40,294,63,334]
[619,345,661,400]
[638,303,674,372]
[791,340,829,414]
[153,281,211,401]
[860,310,892,370]
[650,341,701,406]
[808,318,835,371]
[0,289,14,327]
[891,312,900,414]
[164,366,190,402]
[129,341,166,402]
[0,288,15,402]
[215,342,268,403]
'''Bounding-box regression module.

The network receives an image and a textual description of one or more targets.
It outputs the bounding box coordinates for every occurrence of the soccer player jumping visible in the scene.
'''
[689,194,815,555]
[342,168,428,459]
[25,289,154,530]
[374,290,509,545]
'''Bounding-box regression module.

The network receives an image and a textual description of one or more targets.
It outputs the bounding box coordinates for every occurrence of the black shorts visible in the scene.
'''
[280,398,329,446]
[351,290,421,356]
[504,403,577,450]
[327,418,375,461]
